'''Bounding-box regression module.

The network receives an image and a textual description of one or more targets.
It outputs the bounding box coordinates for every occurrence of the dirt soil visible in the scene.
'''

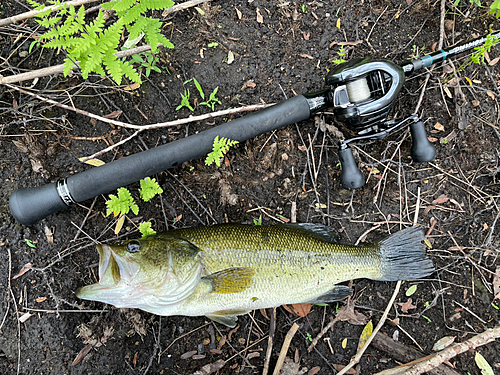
[1,0,500,374]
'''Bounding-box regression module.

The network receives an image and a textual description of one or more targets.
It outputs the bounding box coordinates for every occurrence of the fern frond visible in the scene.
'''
[84,11,105,38]
[109,0,136,13]
[38,16,61,28]
[144,19,162,52]
[121,61,142,84]
[121,4,143,25]
[103,54,123,84]
[142,0,175,10]
[127,16,149,40]
[63,57,75,76]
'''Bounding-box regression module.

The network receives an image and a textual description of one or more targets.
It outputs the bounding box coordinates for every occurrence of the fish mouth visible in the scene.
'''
[76,244,138,303]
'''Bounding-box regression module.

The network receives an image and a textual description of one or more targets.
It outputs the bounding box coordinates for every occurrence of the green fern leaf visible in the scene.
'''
[63,57,75,76]
[103,54,123,84]
[142,0,174,10]
[127,16,149,40]
[121,4,143,25]
[121,61,142,84]
[38,16,61,28]
[84,11,105,38]
[112,0,136,13]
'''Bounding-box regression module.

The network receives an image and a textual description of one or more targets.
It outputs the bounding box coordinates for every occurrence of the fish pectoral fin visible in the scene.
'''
[306,285,353,304]
[206,310,249,327]
[202,267,255,294]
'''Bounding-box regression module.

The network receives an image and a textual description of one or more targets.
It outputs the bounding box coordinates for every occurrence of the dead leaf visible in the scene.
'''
[406,0,412,4]
[443,86,452,98]
[103,110,122,119]
[235,7,242,20]
[493,266,500,299]
[434,122,445,132]
[472,100,480,107]
[13,263,32,279]
[433,336,456,351]
[486,91,495,100]
[256,8,263,23]
[303,31,310,40]
[308,367,321,375]
[357,320,373,351]
[191,360,226,375]
[329,40,363,47]
[124,82,141,91]
[36,296,47,303]
[428,137,438,143]
[299,54,314,59]
[181,350,197,360]
[298,145,306,152]
[332,364,357,374]
[44,226,54,244]
[71,344,92,366]
[488,57,499,66]
[336,304,368,325]
[397,298,417,313]
[432,194,449,205]
[114,214,125,235]
[19,312,33,323]
[246,352,260,360]
[292,304,311,317]
[78,157,106,167]
[133,352,138,367]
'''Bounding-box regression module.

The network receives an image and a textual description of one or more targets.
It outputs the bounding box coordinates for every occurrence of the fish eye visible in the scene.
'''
[126,240,141,253]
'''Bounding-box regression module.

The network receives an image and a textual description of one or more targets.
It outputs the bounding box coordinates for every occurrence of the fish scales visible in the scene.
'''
[77,224,434,326]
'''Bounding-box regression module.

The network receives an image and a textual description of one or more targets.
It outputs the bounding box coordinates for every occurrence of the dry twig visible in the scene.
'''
[272,323,299,375]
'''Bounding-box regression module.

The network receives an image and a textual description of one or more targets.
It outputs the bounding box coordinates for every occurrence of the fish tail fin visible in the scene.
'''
[378,226,434,281]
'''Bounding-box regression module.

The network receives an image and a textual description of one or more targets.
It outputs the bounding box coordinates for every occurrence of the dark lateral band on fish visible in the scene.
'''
[76,223,434,327]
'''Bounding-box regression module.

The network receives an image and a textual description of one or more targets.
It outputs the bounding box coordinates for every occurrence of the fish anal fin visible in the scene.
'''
[206,310,249,327]
[307,285,353,304]
[203,267,255,294]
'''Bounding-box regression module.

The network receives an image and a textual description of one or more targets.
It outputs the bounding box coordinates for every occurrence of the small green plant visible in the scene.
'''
[408,44,425,60]
[105,178,163,236]
[208,42,219,48]
[139,177,163,202]
[28,0,174,85]
[192,78,221,110]
[205,136,239,167]
[138,222,156,238]
[491,0,500,17]
[106,187,139,217]
[453,0,481,6]
[176,88,194,111]
[253,215,262,226]
[130,51,162,78]
[331,45,347,65]
[23,239,36,248]
[471,34,500,65]
[306,333,313,342]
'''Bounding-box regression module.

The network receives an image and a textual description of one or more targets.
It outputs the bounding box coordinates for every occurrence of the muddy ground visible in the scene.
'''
[1,0,500,374]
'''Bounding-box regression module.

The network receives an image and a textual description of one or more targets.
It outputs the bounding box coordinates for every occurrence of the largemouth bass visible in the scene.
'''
[77,224,434,326]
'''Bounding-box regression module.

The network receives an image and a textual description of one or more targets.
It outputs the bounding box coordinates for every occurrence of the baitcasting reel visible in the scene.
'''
[325,57,436,189]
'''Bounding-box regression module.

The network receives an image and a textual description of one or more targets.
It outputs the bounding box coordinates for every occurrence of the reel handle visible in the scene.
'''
[339,146,365,190]
[410,120,436,162]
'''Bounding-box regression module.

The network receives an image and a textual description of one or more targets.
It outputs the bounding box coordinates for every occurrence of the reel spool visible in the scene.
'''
[324,58,436,190]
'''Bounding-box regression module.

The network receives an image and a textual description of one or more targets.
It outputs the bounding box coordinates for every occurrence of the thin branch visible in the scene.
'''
[0,0,99,27]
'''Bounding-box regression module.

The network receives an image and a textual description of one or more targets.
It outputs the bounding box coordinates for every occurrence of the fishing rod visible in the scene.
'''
[9,31,500,225]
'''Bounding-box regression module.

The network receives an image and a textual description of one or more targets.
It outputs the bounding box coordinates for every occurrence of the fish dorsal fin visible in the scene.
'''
[202,267,255,294]
[206,310,249,327]
[306,285,353,304]
[279,223,340,243]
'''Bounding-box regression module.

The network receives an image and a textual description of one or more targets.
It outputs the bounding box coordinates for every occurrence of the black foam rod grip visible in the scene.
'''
[339,147,365,190]
[410,121,436,162]
[10,95,312,225]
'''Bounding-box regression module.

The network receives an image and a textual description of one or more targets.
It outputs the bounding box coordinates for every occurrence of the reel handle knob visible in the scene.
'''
[339,146,365,190]
[410,120,436,162]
